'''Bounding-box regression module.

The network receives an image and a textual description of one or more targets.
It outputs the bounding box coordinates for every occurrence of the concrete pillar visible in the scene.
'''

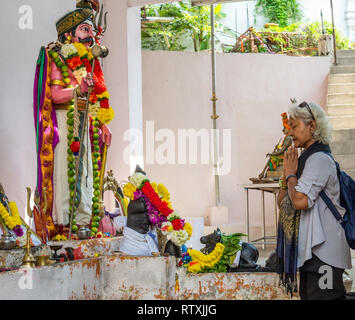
[103,0,144,190]
[346,0,355,43]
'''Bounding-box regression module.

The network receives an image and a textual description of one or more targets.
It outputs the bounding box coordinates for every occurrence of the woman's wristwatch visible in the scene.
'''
[286,174,297,184]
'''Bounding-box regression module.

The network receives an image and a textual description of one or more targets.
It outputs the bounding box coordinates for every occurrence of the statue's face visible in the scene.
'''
[67,22,94,49]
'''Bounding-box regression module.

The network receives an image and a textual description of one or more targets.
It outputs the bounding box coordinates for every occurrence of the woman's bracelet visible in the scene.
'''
[278,178,287,190]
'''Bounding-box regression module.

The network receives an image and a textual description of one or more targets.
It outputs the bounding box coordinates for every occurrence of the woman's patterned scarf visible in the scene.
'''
[276,141,331,296]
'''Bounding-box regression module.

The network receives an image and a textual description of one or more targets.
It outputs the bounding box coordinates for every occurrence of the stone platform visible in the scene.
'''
[175,268,297,300]
[0,253,295,300]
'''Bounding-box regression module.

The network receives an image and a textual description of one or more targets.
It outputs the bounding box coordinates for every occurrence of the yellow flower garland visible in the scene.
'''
[183,222,193,240]
[70,42,114,125]
[187,243,225,273]
[123,182,137,201]
[157,183,170,201]
[97,107,115,125]
[73,42,94,61]
[0,202,21,230]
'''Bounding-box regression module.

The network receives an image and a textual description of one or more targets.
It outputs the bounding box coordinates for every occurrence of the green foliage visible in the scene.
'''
[304,21,350,50]
[255,0,303,28]
[141,1,226,52]
[233,20,351,55]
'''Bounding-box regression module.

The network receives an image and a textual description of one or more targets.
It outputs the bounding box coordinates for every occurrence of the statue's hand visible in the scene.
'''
[80,75,95,95]
[101,124,112,146]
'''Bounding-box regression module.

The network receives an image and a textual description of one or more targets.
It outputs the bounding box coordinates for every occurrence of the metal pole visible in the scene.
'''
[245,188,250,242]
[235,8,238,40]
[210,4,220,207]
[330,0,337,65]
[321,10,325,34]
[274,192,278,237]
[261,190,265,250]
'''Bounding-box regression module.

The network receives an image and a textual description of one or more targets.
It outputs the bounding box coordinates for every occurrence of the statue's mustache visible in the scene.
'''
[79,37,94,46]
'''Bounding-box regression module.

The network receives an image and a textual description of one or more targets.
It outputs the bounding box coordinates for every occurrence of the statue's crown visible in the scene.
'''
[56,0,99,37]
[76,0,99,11]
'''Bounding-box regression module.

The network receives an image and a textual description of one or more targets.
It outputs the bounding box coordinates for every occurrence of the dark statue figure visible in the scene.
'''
[126,197,182,258]
[200,228,262,272]
[263,250,278,272]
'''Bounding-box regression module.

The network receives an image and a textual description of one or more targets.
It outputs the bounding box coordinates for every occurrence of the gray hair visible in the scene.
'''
[288,102,332,145]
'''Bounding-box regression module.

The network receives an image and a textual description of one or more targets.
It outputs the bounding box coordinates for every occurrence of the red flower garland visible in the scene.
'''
[100,99,109,109]
[171,219,184,231]
[67,56,82,71]
[141,181,173,216]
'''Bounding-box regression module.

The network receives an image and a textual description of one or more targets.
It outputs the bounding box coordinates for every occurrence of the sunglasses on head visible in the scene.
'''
[298,101,315,121]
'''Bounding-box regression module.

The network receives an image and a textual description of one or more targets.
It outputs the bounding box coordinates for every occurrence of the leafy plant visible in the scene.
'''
[141,1,226,52]
[255,0,303,28]
[232,20,351,55]
[304,21,350,50]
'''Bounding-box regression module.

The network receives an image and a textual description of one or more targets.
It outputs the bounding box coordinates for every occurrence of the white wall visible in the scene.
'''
[0,0,138,217]
[0,0,73,218]
[142,51,331,228]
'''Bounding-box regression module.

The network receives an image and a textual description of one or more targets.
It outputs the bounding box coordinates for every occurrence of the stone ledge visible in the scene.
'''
[175,268,296,300]
[0,255,296,300]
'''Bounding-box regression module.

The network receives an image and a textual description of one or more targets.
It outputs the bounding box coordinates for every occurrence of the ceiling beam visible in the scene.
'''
[191,0,247,6]
[128,0,177,7]
[128,0,248,7]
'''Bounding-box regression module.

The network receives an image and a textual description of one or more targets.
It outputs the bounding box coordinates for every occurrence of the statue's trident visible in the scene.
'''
[68,2,109,240]
[91,4,109,58]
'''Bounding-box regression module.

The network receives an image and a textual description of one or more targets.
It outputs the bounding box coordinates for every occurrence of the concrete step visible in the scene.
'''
[337,56,355,65]
[330,139,355,155]
[330,73,355,84]
[328,93,355,105]
[337,49,355,57]
[333,154,355,170]
[331,65,355,74]
[332,128,355,142]
[327,103,355,116]
[328,83,355,94]
[329,115,355,129]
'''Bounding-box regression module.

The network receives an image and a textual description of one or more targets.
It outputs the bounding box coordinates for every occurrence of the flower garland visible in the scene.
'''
[55,42,115,125]
[180,243,225,273]
[52,234,68,242]
[123,172,192,247]
[0,202,24,237]
[48,43,114,237]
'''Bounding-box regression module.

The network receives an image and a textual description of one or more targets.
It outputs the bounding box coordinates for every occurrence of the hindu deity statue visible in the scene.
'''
[33,0,114,240]
[258,113,292,180]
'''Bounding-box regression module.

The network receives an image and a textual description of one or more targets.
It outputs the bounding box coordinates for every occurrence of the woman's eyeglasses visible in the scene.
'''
[299,101,315,121]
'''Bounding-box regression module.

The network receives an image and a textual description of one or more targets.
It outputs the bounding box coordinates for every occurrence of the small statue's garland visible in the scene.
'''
[180,243,225,273]
[48,42,114,237]
[179,233,245,273]
[123,172,192,247]
[0,202,24,237]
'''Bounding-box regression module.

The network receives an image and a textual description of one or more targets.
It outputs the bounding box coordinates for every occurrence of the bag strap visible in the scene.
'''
[319,191,346,227]
[317,151,346,229]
